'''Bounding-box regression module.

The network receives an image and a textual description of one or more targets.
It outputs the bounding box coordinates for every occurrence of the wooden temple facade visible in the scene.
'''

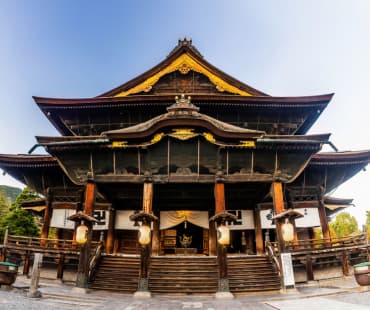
[1,39,369,294]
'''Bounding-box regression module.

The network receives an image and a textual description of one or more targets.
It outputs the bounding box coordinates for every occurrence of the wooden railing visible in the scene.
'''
[267,233,368,255]
[2,234,99,255]
[266,243,281,277]
[88,242,104,283]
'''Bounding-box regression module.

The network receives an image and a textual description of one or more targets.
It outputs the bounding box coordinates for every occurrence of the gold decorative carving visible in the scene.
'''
[114,53,252,97]
[150,133,165,144]
[169,128,198,141]
[203,132,216,144]
[178,62,191,74]
[112,141,128,148]
[239,140,255,147]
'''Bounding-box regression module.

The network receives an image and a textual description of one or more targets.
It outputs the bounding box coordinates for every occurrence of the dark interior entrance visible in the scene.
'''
[161,222,204,255]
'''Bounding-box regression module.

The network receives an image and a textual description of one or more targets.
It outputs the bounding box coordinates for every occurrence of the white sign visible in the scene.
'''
[281,252,295,287]
[226,210,255,230]
[50,209,110,230]
[295,208,320,227]
[50,209,75,229]
[115,210,140,230]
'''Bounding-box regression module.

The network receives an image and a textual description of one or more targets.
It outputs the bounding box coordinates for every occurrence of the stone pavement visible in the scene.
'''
[0,275,368,310]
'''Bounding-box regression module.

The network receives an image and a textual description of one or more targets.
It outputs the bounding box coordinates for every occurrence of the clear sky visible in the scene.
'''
[0,1,369,225]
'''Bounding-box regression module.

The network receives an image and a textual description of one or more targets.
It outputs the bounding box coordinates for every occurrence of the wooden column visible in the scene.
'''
[341,251,350,276]
[318,199,331,245]
[214,183,225,214]
[210,183,225,256]
[254,208,264,255]
[106,208,115,254]
[23,251,31,275]
[76,179,96,289]
[271,182,285,251]
[306,255,314,281]
[209,221,217,256]
[84,180,96,217]
[57,254,65,280]
[151,213,160,256]
[41,189,52,242]
[143,182,153,214]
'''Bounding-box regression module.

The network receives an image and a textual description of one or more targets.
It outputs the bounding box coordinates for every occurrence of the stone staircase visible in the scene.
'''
[89,255,140,293]
[228,255,281,293]
[149,256,218,294]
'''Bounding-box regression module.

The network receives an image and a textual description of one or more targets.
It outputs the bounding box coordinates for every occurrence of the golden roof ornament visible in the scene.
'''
[167,94,200,115]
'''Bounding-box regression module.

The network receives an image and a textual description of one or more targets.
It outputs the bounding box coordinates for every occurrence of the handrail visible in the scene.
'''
[88,242,103,283]
[267,233,367,254]
[266,242,281,276]
[4,235,99,254]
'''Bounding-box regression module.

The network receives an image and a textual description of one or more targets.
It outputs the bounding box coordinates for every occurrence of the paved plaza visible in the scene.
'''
[0,275,369,310]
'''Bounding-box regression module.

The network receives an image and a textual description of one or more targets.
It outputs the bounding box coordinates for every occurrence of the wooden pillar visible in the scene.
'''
[41,189,53,242]
[306,255,314,281]
[76,178,96,289]
[143,182,153,214]
[57,254,65,280]
[210,182,225,256]
[271,182,285,251]
[254,208,264,255]
[151,213,160,256]
[214,183,225,214]
[84,180,96,217]
[23,251,31,275]
[209,221,217,256]
[341,251,349,276]
[318,199,331,245]
[106,208,116,254]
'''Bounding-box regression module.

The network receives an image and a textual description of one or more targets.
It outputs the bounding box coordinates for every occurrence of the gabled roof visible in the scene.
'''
[99,38,267,97]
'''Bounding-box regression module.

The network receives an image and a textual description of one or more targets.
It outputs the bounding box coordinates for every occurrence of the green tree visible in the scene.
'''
[0,187,40,239]
[0,209,39,237]
[0,191,10,218]
[10,187,40,211]
[330,212,359,238]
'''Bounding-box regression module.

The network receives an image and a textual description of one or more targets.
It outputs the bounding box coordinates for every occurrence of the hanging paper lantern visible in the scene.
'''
[76,222,88,244]
[138,224,151,245]
[281,218,294,242]
[217,224,230,245]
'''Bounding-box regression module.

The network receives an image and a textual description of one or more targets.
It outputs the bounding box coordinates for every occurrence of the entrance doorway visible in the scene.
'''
[160,222,206,255]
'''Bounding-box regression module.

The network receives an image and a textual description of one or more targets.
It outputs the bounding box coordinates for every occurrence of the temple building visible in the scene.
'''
[0,39,369,295]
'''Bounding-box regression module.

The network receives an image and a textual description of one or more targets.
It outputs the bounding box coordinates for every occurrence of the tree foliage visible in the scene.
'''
[0,191,9,218]
[10,187,40,211]
[330,212,359,238]
[0,187,40,239]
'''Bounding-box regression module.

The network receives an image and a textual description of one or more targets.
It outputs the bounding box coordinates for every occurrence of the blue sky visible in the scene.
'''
[0,1,369,225]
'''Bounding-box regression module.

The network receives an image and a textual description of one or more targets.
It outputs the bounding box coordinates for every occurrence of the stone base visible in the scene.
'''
[0,285,12,291]
[27,290,42,298]
[215,291,234,299]
[359,285,370,292]
[133,290,152,298]
[71,286,90,294]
